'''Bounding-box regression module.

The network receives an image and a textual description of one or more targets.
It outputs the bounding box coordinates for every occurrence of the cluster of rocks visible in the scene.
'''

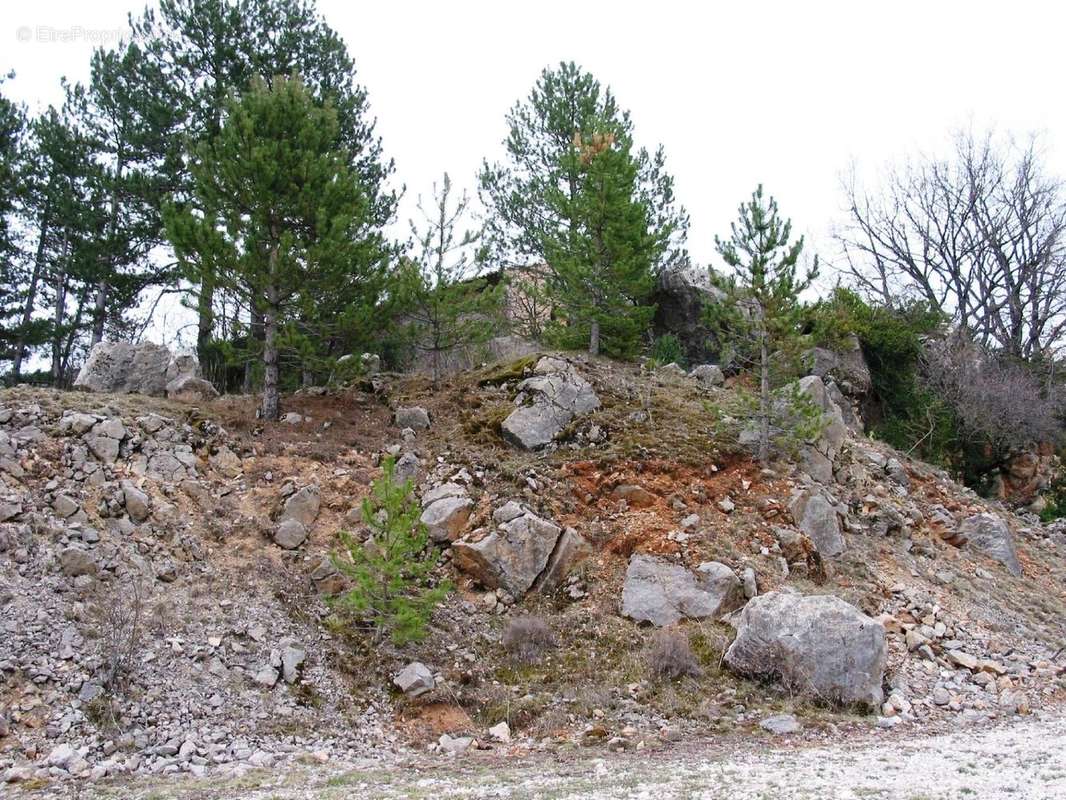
[0,394,401,785]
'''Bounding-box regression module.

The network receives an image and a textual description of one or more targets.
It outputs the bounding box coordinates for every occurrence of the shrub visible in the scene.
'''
[645,628,702,681]
[330,457,450,644]
[649,333,686,368]
[502,616,556,665]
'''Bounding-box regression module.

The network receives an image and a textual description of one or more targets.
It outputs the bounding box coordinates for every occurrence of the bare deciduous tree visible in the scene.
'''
[837,131,1066,361]
[922,333,1062,456]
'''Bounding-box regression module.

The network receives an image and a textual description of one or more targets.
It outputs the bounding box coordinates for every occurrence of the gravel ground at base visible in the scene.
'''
[57,710,1066,800]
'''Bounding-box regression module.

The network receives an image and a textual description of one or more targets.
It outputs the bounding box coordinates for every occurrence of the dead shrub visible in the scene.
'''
[645,628,702,681]
[502,616,556,665]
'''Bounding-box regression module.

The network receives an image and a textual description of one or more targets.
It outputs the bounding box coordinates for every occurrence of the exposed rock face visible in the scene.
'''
[724,592,887,707]
[796,375,847,484]
[652,266,724,365]
[809,335,871,397]
[280,485,320,528]
[954,514,1022,577]
[451,507,562,596]
[991,444,1057,506]
[789,488,845,557]
[74,342,204,397]
[501,357,600,450]
[620,554,745,627]
[534,527,591,592]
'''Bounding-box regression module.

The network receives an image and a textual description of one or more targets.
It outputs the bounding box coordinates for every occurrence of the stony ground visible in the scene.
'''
[57,708,1066,799]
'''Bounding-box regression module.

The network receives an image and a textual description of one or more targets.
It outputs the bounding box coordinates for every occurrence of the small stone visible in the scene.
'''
[394,407,431,430]
[394,662,435,697]
[273,519,309,549]
[488,721,511,742]
[760,714,801,735]
[931,687,951,706]
[717,497,736,514]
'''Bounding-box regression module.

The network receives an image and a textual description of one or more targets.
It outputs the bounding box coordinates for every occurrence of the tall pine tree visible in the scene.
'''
[479,62,687,282]
[132,0,397,371]
[164,76,380,420]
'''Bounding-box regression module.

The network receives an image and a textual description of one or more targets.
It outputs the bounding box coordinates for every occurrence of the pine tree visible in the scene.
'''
[164,76,377,420]
[710,185,820,464]
[400,173,504,384]
[0,76,27,366]
[132,0,397,371]
[541,129,662,357]
[479,62,688,348]
[330,456,450,644]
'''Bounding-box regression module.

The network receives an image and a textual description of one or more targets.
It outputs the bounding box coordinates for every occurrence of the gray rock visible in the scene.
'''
[46,743,77,769]
[621,554,745,627]
[209,445,243,478]
[652,266,725,365]
[451,510,562,596]
[394,662,435,697]
[281,485,320,527]
[789,489,844,557]
[121,480,151,523]
[534,527,591,592]
[760,714,801,734]
[53,494,80,519]
[392,452,420,485]
[394,406,431,430]
[420,495,474,543]
[274,519,309,550]
[955,514,1022,577]
[724,592,887,707]
[58,547,97,577]
[690,364,725,388]
[438,733,474,754]
[165,375,219,403]
[501,358,600,450]
[808,335,872,396]
[742,566,758,599]
[280,644,305,684]
[492,500,527,524]
[74,341,199,397]
[796,375,847,483]
[422,482,467,506]
[253,665,279,687]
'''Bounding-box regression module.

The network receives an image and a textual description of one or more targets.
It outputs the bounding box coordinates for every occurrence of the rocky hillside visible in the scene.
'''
[2,351,1066,794]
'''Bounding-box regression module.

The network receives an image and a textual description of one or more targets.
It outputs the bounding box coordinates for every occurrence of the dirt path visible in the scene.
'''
[74,712,1066,800]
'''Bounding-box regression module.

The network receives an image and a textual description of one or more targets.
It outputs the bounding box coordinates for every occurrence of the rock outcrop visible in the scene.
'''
[789,488,845,557]
[953,513,1022,577]
[724,592,887,707]
[501,357,600,450]
[620,554,745,626]
[451,504,581,597]
[74,342,208,398]
[652,266,724,365]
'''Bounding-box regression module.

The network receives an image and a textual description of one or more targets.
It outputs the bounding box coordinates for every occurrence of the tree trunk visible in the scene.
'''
[589,319,600,356]
[261,240,281,420]
[758,331,770,465]
[13,199,52,380]
[196,272,214,363]
[243,296,264,394]
[50,234,72,386]
[91,281,108,345]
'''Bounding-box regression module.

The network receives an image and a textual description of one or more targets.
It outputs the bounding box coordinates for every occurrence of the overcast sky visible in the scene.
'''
[4,0,1066,344]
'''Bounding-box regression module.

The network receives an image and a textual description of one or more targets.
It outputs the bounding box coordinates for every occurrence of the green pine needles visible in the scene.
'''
[330,457,450,644]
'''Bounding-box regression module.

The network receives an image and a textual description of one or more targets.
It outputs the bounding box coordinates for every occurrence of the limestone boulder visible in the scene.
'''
[724,591,887,708]
[620,554,745,627]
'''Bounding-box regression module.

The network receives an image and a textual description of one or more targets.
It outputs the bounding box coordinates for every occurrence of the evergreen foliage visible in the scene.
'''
[164,76,384,420]
[330,457,450,644]
[709,185,819,463]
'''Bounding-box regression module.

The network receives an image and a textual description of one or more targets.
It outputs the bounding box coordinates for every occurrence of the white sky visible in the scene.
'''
[4,0,1066,346]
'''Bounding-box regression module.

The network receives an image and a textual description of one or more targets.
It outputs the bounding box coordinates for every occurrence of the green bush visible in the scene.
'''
[649,333,686,368]
[330,457,450,644]
[705,380,827,460]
